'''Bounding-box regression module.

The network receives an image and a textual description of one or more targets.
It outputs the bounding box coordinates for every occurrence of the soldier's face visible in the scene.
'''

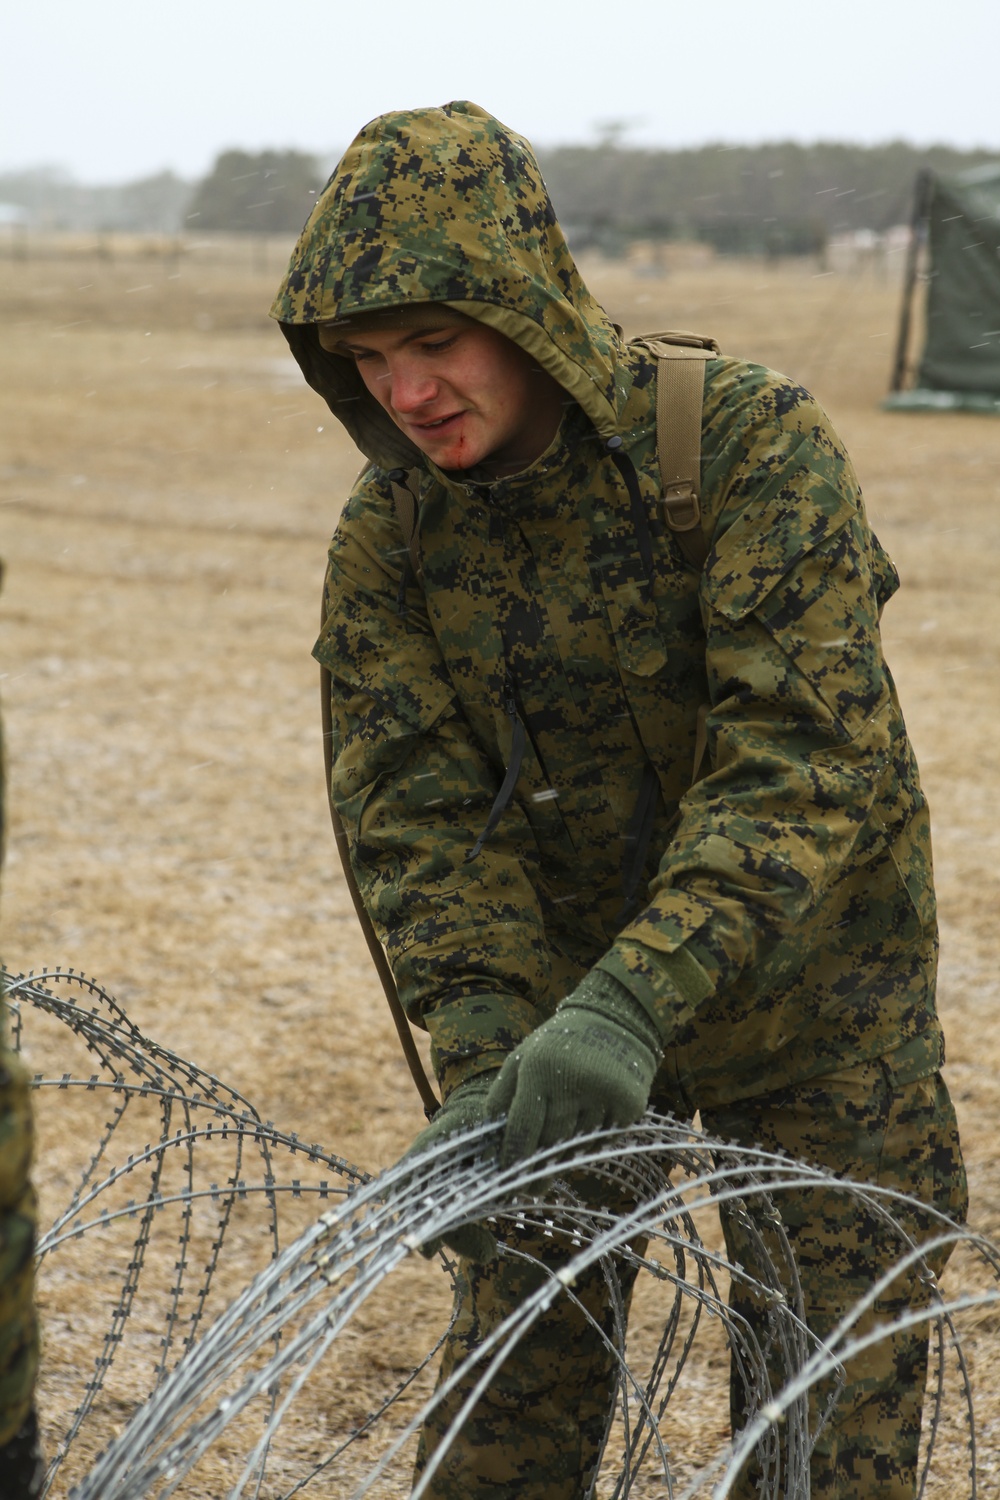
[323,318,564,476]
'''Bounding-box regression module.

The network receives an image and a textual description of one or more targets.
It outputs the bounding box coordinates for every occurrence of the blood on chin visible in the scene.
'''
[408,416,476,468]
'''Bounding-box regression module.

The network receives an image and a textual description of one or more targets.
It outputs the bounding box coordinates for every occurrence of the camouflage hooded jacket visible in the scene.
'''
[272,102,942,1110]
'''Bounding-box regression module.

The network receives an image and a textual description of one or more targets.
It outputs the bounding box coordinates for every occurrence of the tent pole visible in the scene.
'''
[889,168,933,393]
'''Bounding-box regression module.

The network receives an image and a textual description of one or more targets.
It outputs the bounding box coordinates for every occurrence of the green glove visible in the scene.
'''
[485,972,663,1168]
[396,1071,500,1263]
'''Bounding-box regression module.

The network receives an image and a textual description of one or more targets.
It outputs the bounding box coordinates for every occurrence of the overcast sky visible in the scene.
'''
[4,0,998,184]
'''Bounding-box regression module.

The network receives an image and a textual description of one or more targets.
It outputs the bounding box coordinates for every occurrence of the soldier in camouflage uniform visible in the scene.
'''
[0,574,45,1498]
[272,102,966,1497]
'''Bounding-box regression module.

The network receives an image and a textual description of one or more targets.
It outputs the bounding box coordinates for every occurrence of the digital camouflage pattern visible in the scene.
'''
[708,1061,967,1499]
[272,102,964,1496]
[271,102,627,472]
[415,1062,966,1500]
[1,654,41,1459]
[309,367,944,1109]
[0,1029,38,1451]
[414,1181,641,1500]
[273,102,942,1109]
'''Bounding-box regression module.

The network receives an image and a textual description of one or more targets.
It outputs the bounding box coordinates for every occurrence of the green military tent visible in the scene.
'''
[886,162,1000,413]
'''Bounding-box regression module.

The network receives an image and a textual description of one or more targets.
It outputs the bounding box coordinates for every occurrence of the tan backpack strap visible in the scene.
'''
[657,355,708,569]
[637,335,718,791]
[636,332,717,572]
[319,604,441,1120]
[387,467,424,584]
[637,329,719,357]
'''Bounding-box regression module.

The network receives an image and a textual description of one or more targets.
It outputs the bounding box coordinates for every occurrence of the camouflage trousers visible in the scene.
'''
[415,1060,966,1499]
[0,1035,39,1450]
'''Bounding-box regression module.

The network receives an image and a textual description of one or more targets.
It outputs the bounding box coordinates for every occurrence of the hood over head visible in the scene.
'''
[270,101,631,469]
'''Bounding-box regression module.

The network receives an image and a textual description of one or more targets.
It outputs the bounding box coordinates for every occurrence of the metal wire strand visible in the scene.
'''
[5,968,997,1499]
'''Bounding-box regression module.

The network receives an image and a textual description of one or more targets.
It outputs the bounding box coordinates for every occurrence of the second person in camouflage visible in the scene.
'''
[1,578,45,1499]
[272,101,966,1498]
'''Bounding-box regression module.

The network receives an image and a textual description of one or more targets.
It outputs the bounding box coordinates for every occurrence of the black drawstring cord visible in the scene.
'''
[605,437,655,592]
[466,668,527,863]
[618,761,661,922]
[465,439,656,871]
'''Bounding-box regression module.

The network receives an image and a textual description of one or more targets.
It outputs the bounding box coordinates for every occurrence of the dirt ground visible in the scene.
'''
[2,234,1000,1494]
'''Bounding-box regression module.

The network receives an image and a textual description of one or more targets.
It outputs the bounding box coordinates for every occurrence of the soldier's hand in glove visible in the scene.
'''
[395,1070,500,1264]
[485,971,662,1168]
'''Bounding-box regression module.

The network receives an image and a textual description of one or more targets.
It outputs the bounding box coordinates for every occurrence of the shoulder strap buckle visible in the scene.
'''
[661,480,702,535]
[646,334,717,570]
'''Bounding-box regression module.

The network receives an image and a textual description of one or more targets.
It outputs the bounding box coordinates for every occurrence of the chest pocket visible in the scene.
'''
[603,582,669,677]
[701,477,889,742]
[599,567,709,817]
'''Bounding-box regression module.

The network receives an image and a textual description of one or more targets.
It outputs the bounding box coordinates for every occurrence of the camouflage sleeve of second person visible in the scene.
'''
[1,676,42,1450]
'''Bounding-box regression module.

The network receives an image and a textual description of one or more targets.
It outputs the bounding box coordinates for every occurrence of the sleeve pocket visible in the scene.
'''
[702,478,890,741]
[703,476,854,621]
[315,593,463,842]
[314,594,458,735]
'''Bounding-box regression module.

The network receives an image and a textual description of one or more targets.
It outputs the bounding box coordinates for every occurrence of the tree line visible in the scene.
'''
[538,140,999,255]
[3,140,997,253]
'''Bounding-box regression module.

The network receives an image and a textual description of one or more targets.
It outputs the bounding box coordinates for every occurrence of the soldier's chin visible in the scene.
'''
[410,423,483,470]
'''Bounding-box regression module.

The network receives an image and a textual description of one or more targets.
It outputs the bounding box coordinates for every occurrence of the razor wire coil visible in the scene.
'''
[4,967,997,1498]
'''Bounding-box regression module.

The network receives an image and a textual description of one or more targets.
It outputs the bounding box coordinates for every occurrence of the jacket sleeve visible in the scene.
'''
[599,365,917,1037]
[315,470,554,1092]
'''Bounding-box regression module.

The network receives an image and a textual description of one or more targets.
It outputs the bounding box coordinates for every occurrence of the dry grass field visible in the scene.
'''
[2,233,999,1494]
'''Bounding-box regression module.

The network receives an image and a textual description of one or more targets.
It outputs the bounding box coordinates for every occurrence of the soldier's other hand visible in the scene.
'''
[485,973,662,1169]
[395,1071,500,1264]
